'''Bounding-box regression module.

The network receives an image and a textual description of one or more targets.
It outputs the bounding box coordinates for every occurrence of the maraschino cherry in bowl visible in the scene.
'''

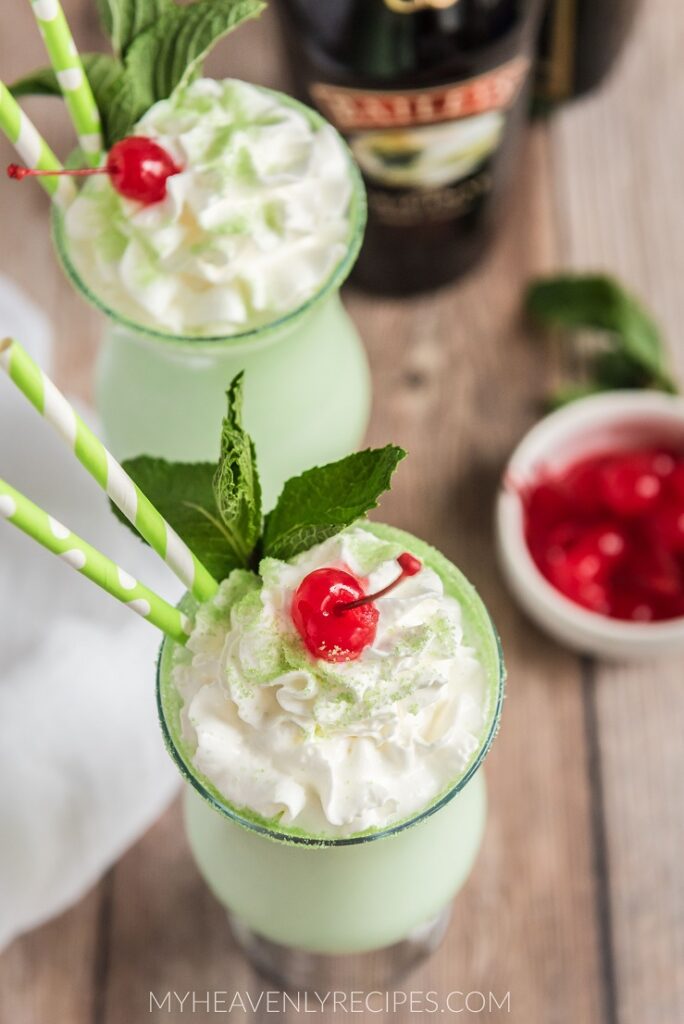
[496,391,684,659]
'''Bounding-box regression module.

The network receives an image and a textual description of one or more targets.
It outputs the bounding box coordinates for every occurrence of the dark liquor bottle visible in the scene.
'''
[535,0,642,105]
[275,0,544,295]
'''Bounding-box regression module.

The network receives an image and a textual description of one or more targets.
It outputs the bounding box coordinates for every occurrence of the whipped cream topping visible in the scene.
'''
[172,527,492,838]
[63,78,353,336]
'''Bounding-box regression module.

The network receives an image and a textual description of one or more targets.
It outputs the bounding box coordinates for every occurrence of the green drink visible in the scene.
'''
[158,522,504,977]
[0,349,503,985]
[52,79,369,508]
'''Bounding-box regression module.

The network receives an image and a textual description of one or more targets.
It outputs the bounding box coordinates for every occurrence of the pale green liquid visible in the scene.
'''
[157,524,504,955]
[95,292,371,509]
[184,768,487,954]
[51,81,369,510]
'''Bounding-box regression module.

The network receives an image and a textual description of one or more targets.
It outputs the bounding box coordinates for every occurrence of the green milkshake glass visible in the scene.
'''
[157,523,504,988]
[50,84,370,510]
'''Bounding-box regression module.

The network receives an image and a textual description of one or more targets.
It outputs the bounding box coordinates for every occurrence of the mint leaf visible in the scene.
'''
[124,0,265,111]
[95,0,115,41]
[11,54,135,149]
[548,350,661,409]
[526,274,678,393]
[212,373,262,567]
[11,67,64,99]
[592,349,652,390]
[103,75,149,145]
[110,457,243,582]
[263,447,406,563]
[96,0,174,58]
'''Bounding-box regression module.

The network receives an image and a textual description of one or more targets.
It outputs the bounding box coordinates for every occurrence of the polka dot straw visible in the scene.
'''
[0,477,192,644]
[0,338,219,603]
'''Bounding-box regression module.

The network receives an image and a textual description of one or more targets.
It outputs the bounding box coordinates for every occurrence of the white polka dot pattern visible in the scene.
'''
[60,548,87,570]
[0,495,17,519]
[118,568,137,591]
[32,0,60,20]
[48,515,70,539]
[56,68,83,91]
[127,598,152,619]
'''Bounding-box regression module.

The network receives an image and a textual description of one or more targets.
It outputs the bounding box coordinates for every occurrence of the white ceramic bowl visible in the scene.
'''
[496,391,684,659]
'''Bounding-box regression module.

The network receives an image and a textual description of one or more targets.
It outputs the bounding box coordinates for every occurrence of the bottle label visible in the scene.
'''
[311,55,530,226]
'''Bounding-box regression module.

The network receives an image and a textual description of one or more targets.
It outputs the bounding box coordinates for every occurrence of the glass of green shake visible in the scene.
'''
[51,78,369,509]
[157,522,504,988]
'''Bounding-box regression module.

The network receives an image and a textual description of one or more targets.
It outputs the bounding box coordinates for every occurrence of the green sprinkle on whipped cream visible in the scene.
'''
[64,78,353,337]
[172,526,491,837]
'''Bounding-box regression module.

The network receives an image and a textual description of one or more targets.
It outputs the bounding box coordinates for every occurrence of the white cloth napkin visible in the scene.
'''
[0,276,180,951]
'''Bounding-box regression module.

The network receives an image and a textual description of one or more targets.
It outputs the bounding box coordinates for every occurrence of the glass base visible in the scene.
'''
[227,903,452,991]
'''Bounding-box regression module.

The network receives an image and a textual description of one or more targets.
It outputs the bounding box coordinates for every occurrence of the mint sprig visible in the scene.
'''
[112,374,405,582]
[525,274,678,406]
[11,0,265,147]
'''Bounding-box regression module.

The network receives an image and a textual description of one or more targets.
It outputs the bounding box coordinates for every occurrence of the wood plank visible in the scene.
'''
[0,891,101,1024]
[551,2,684,1021]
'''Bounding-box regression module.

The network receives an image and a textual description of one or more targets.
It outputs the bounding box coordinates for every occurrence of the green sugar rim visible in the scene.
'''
[156,522,505,848]
[51,81,367,352]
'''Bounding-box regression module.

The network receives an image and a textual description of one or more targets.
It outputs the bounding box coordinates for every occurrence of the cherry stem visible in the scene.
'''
[7,163,106,181]
[334,553,422,614]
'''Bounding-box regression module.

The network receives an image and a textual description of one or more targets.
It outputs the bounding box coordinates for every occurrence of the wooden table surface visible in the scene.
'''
[1,3,683,1022]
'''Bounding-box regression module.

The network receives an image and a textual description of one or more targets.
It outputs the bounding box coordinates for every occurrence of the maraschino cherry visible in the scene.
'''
[292,552,422,663]
[7,136,181,205]
[523,445,684,622]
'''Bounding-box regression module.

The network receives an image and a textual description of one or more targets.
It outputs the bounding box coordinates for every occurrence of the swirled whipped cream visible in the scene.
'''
[172,527,492,838]
[63,78,353,336]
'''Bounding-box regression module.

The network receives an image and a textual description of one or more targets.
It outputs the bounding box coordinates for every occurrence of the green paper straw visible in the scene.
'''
[0,478,191,644]
[28,0,103,165]
[0,338,219,603]
[0,82,75,205]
